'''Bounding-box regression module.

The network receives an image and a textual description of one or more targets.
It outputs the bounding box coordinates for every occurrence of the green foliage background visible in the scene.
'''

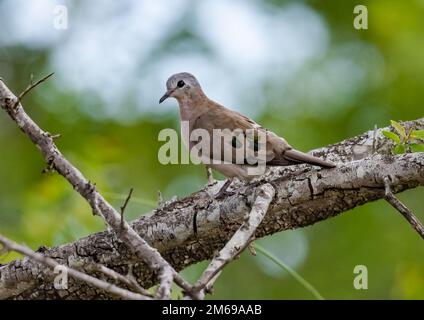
[0,0,423,299]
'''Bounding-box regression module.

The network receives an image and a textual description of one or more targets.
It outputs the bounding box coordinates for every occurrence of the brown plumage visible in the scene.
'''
[160,72,336,183]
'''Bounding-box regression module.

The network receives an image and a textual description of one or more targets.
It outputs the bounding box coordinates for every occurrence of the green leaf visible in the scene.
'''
[390,120,406,138]
[410,129,424,140]
[382,130,400,143]
[393,144,406,154]
[254,244,324,300]
[410,143,424,153]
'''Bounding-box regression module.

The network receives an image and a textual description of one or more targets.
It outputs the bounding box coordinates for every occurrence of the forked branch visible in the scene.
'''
[384,176,424,239]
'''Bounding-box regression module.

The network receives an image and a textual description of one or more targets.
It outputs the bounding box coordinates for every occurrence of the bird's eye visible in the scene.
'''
[177,80,185,88]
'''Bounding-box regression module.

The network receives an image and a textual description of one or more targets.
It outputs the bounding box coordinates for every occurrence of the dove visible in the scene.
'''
[159,72,336,198]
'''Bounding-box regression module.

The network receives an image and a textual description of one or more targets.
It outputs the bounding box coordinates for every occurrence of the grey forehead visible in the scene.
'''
[166,72,200,89]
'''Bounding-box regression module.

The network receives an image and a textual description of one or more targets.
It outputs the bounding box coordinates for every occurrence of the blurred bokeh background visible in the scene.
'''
[0,0,423,299]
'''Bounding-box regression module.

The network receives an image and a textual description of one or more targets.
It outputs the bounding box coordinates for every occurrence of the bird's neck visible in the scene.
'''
[177,91,208,122]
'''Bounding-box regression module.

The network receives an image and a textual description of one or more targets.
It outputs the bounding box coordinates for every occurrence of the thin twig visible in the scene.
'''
[120,188,133,229]
[13,72,54,108]
[94,264,152,297]
[384,176,424,239]
[0,234,150,300]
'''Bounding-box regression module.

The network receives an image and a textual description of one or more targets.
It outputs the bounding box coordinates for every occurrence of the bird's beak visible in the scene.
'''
[159,90,172,104]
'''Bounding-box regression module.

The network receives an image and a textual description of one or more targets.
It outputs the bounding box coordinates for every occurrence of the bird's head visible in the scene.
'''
[159,72,202,104]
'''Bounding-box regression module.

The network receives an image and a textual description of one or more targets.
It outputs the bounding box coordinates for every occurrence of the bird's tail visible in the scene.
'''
[283,149,336,168]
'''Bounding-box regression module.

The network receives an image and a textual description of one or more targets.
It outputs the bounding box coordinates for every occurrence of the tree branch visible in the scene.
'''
[13,72,54,109]
[0,234,149,300]
[384,176,424,239]
[120,188,133,229]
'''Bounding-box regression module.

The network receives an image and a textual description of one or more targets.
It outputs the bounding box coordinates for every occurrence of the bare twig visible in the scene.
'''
[13,72,54,108]
[120,188,133,229]
[0,234,150,300]
[191,183,275,296]
[384,176,424,239]
[94,264,152,297]
[50,133,61,139]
